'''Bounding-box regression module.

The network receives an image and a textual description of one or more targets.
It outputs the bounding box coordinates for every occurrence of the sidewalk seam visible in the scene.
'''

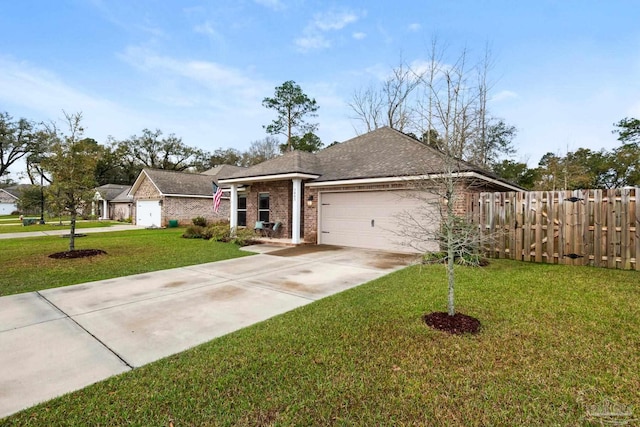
[35,291,134,370]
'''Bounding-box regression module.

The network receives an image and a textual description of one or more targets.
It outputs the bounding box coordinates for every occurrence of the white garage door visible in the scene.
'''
[319,190,438,253]
[0,203,16,215]
[136,200,162,227]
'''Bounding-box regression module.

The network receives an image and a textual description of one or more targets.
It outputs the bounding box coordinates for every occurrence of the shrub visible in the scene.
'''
[182,225,205,239]
[422,251,447,265]
[230,228,259,246]
[207,221,231,242]
[192,216,208,227]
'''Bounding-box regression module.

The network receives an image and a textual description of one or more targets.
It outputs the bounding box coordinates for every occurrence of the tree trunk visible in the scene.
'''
[69,215,76,251]
[446,220,456,316]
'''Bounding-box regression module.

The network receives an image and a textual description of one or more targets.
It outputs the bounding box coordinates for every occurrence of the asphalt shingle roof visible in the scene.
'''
[223,127,491,182]
[96,184,132,201]
[135,128,519,196]
[142,169,218,196]
[223,150,322,179]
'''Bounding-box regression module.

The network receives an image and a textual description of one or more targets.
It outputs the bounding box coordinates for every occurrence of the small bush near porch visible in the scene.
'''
[4,260,638,425]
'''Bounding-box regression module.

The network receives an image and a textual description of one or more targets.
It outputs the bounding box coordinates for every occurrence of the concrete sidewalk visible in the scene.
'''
[0,245,417,419]
[0,223,146,239]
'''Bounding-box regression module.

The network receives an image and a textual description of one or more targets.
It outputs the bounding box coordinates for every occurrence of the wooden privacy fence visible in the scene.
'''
[469,188,640,270]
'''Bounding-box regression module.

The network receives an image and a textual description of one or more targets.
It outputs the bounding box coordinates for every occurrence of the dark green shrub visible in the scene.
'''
[230,228,259,246]
[192,216,208,227]
[182,225,205,239]
[208,221,231,242]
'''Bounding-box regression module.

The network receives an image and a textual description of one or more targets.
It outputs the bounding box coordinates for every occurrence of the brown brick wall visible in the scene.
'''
[131,174,228,226]
[164,197,229,226]
[246,181,292,237]
[110,202,132,221]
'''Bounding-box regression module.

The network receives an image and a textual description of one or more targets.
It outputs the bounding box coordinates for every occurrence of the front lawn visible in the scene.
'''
[0,220,117,233]
[3,260,638,425]
[0,228,253,296]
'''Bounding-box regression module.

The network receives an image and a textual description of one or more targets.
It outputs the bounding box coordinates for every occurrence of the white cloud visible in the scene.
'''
[408,23,421,32]
[352,32,366,40]
[312,10,358,31]
[295,9,361,52]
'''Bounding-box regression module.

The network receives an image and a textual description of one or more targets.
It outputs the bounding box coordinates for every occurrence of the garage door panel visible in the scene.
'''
[136,201,161,227]
[320,191,437,253]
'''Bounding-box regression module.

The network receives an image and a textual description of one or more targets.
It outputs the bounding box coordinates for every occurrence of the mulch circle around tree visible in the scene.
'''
[48,249,107,259]
[423,312,481,335]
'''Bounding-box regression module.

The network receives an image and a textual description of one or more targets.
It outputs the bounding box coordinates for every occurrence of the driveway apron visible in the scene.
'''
[0,245,416,418]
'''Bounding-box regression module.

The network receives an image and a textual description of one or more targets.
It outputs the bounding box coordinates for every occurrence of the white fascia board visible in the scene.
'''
[0,189,18,200]
[459,172,523,192]
[305,176,423,187]
[305,172,522,192]
[219,173,320,184]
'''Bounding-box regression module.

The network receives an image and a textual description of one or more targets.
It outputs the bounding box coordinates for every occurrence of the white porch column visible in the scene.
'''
[229,184,238,235]
[291,178,301,244]
[102,199,108,220]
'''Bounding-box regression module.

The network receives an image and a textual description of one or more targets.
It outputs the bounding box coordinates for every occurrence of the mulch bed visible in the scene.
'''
[48,249,107,259]
[423,312,481,335]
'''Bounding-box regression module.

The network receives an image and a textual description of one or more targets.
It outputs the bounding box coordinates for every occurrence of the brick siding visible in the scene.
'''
[246,181,293,237]
[131,174,228,226]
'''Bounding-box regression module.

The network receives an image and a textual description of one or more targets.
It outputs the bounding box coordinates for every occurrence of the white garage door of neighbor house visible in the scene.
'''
[0,203,16,215]
[136,200,162,227]
[319,190,438,253]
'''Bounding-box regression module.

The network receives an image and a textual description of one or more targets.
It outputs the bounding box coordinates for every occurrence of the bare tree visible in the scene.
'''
[399,43,498,319]
[243,136,280,166]
[349,57,423,134]
[348,84,384,132]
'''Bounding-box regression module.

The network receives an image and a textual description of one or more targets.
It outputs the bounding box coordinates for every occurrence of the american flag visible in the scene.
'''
[213,183,223,213]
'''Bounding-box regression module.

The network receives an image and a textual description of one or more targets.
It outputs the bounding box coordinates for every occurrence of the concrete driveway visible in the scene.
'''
[0,244,416,419]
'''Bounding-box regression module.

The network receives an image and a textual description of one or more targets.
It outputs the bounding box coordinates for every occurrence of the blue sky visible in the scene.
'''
[1,0,639,179]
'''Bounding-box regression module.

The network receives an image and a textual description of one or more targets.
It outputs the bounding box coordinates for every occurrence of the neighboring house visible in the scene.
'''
[128,167,245,227]
[94,184,133,220]
[0,187,19,215]
[129,127,521,252]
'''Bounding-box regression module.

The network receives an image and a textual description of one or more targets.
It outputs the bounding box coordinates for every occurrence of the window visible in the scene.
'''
[237,195,247,227]
[258,193,270,222]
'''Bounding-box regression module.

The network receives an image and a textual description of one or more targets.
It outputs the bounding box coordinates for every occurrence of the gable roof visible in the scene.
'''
[95,184,132,201]
[222,149,321,181]
[130,169,217,197]
[2,185,35,199]
[0,188,19,200]
[220,127,521,190]
[111,187,134,203]
[202,164,247,179]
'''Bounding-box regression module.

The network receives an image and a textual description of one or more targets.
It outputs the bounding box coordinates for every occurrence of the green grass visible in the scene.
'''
[0,228,253,296]
[3,260,638,425]
[0,220,117,233]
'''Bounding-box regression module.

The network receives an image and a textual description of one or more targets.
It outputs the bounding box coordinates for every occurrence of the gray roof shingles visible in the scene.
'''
[96,184,132,200]
[223,127,492,182]
[139,127,518,196]
[143,169,218,196]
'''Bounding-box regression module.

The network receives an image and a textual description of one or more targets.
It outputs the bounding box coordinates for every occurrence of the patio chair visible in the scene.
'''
[254,221,265,236]
[266,221,281,238]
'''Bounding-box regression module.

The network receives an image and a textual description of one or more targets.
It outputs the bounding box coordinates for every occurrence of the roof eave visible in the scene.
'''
[220,172,320,184]
[306,172,523,192]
